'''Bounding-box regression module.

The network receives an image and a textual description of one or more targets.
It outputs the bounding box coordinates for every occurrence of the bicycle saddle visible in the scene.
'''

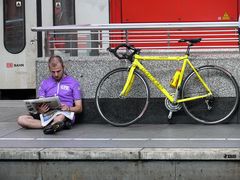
[179,38,202,44]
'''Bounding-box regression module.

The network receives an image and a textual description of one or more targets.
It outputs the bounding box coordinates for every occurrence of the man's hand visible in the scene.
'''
[61,103,69,111]
[37,103,50,114]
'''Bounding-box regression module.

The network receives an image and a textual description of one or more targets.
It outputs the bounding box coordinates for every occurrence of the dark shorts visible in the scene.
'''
[30,113,40,120]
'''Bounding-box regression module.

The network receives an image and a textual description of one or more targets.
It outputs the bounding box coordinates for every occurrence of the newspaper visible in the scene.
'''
[24,96,61,114]
[40,110,74,127]
[24,96,74,127]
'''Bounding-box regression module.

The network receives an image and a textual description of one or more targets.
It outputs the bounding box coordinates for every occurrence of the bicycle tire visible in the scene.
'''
[95,68,150,127]
[181,65,239,124]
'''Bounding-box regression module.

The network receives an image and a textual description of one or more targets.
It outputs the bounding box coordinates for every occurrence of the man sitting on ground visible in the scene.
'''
[17,55,82,134]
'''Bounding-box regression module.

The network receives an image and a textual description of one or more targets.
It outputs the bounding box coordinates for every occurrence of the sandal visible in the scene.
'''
[43,121,65,134]
[64,119,72,129]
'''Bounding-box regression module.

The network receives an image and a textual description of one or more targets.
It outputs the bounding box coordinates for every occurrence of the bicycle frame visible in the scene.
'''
[120,54,213,103]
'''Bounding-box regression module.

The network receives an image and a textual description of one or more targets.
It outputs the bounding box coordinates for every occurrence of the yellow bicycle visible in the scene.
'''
[95,38,239,127]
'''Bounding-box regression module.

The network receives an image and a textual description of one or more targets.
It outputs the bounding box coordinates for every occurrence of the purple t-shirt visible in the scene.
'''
[38,75,81,107]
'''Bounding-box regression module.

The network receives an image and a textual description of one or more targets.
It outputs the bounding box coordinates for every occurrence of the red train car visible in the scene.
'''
[110,0,239,23]
[109,0,240,49]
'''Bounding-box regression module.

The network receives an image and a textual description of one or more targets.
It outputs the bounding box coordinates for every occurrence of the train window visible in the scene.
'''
[53,0,75,25]
[3,0,26,54]
[53,0,77,56]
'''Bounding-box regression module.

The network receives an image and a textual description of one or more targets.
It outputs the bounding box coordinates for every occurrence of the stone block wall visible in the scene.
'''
[36,50,240,124]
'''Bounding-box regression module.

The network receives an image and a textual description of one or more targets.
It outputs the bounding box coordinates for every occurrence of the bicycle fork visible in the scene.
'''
[119,65,136,97]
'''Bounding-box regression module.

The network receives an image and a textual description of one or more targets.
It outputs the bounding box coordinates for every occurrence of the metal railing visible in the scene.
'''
[32,21,240,56]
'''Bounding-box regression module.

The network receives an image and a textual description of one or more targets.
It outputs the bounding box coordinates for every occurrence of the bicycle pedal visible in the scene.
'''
[168,111,173,119]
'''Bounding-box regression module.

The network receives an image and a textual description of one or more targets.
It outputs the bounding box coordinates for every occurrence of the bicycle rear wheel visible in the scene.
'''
[181,65,239,124]
[95,68,150,127]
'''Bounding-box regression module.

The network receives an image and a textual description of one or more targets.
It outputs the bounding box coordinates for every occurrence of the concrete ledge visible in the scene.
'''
[40,148,141,160]
[1,148,240,160]
[0,148,43,160]
[140,148,240,160]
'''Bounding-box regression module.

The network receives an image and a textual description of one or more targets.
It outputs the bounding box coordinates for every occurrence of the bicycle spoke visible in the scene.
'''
[95,68,149,127]
[182,66,239,124]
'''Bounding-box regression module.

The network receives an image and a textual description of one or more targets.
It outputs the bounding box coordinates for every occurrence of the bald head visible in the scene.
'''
[48,55,64,68]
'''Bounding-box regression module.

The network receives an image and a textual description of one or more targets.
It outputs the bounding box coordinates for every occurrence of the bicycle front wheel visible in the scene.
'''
[181,65,239,124]
[95,68,150,127]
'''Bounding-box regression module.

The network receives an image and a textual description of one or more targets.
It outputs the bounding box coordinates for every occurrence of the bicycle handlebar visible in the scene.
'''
[107,44,141,61]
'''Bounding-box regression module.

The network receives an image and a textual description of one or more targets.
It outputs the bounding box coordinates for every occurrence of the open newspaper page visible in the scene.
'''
[24,96,61,114]
[24,96,74,126]
[40,110,74,127]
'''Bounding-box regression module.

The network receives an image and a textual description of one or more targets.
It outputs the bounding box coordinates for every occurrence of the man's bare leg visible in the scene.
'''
[17,115,42,129]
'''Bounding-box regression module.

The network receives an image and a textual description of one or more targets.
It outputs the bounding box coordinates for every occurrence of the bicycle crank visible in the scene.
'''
[165,96,182,119]
[165,97,182,112]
